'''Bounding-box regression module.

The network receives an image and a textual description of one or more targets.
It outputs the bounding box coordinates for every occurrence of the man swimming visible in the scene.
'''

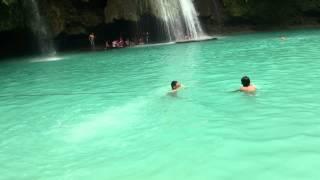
[239,76,256,92]
[171,81,182,92]
[167,81,184,96]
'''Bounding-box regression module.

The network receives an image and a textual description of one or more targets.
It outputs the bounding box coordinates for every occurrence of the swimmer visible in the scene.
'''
[167,81,184,96]
[171,81,182,92]
[239,76,256,92]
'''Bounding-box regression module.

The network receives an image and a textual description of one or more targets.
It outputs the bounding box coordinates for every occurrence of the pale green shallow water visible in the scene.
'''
[1,29,320,180]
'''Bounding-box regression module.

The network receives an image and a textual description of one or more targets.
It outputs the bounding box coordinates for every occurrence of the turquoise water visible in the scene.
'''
[1,29,320,180]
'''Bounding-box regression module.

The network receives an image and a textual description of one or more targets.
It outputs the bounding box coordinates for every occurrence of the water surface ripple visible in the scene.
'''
[1,29,320,180]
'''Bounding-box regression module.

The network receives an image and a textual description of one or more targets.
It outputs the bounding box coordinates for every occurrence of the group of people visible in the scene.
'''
[105,37,146,49]
[170,76,256,94]
[88,32,150,50]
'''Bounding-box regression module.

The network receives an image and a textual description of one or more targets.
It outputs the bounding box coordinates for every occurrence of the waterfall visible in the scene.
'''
[178,0,205,40]
[152,0,208,41]
[156,0,184,41]
[211,0,223,24]
[25,0,55,55]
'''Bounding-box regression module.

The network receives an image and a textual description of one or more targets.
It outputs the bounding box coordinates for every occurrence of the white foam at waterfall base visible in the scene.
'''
[133,42,176,48]
[28,50,62,62]
[30,55,63,63]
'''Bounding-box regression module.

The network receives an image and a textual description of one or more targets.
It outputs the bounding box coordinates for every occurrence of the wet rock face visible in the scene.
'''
[0,0,106,35]
[42,0,166,35]
[0,0,319,57]
[104,0,140,23]
[0,0,215,36]
[1,0,320,36]
[104,0,167,23]
[38,0,105,36]
[0,0,24,31]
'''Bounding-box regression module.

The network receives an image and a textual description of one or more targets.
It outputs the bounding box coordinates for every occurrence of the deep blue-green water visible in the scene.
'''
[1,29,320,180]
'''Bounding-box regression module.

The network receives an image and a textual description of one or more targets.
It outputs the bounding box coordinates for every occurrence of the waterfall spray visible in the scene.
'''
[152,0,208,41]
[25,0,55,55]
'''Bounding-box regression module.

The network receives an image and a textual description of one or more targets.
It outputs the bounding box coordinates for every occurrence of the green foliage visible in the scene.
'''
[223,0,249,17]
[247,0,298,24]
[0,0,24,31]
[222,0,320,25]
[1,0,17,6]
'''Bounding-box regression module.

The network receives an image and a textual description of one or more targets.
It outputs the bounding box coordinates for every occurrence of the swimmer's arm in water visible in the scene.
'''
[231,89,241,93]
[231,86,243,92]
[166,85,185,95]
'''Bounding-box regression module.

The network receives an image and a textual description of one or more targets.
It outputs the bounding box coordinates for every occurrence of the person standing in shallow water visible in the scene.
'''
[239,76,256,92]
[89,33,95,49]
[146,32,150,44]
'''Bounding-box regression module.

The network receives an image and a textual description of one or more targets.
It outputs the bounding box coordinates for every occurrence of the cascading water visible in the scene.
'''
[156,0,184,41]
[178,0,205,40]
[25,0,55,55]
[151,0,208,41]
[211,0,223,24]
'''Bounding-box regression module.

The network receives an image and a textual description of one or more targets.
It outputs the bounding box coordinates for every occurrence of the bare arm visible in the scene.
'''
[231,89,241,93]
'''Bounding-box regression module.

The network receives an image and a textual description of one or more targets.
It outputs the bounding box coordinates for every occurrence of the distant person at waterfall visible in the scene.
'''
[239,76,256,93]
[89,33,95,49]
[139,38,145,45]
[105,41,110,49]
[118,37,124,48]
[125,39,130,47]
[146,32,150,44]
[112,40,118,48]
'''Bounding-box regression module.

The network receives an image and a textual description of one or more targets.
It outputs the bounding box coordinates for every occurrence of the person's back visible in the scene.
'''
[240,76,256,92]
[240,85,256,92]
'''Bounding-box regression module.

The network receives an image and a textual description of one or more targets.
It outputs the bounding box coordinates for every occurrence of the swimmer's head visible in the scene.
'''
[241,76,251,87]
[171,81,181,90]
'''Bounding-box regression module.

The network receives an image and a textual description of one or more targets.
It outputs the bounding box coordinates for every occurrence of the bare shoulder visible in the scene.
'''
[240,86,256,92]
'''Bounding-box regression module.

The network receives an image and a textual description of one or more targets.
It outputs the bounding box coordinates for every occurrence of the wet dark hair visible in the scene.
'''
[241,76,251,87]
[171,81,178,90]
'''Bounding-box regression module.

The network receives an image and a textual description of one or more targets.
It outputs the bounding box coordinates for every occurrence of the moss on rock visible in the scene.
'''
[0,0,24,31]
